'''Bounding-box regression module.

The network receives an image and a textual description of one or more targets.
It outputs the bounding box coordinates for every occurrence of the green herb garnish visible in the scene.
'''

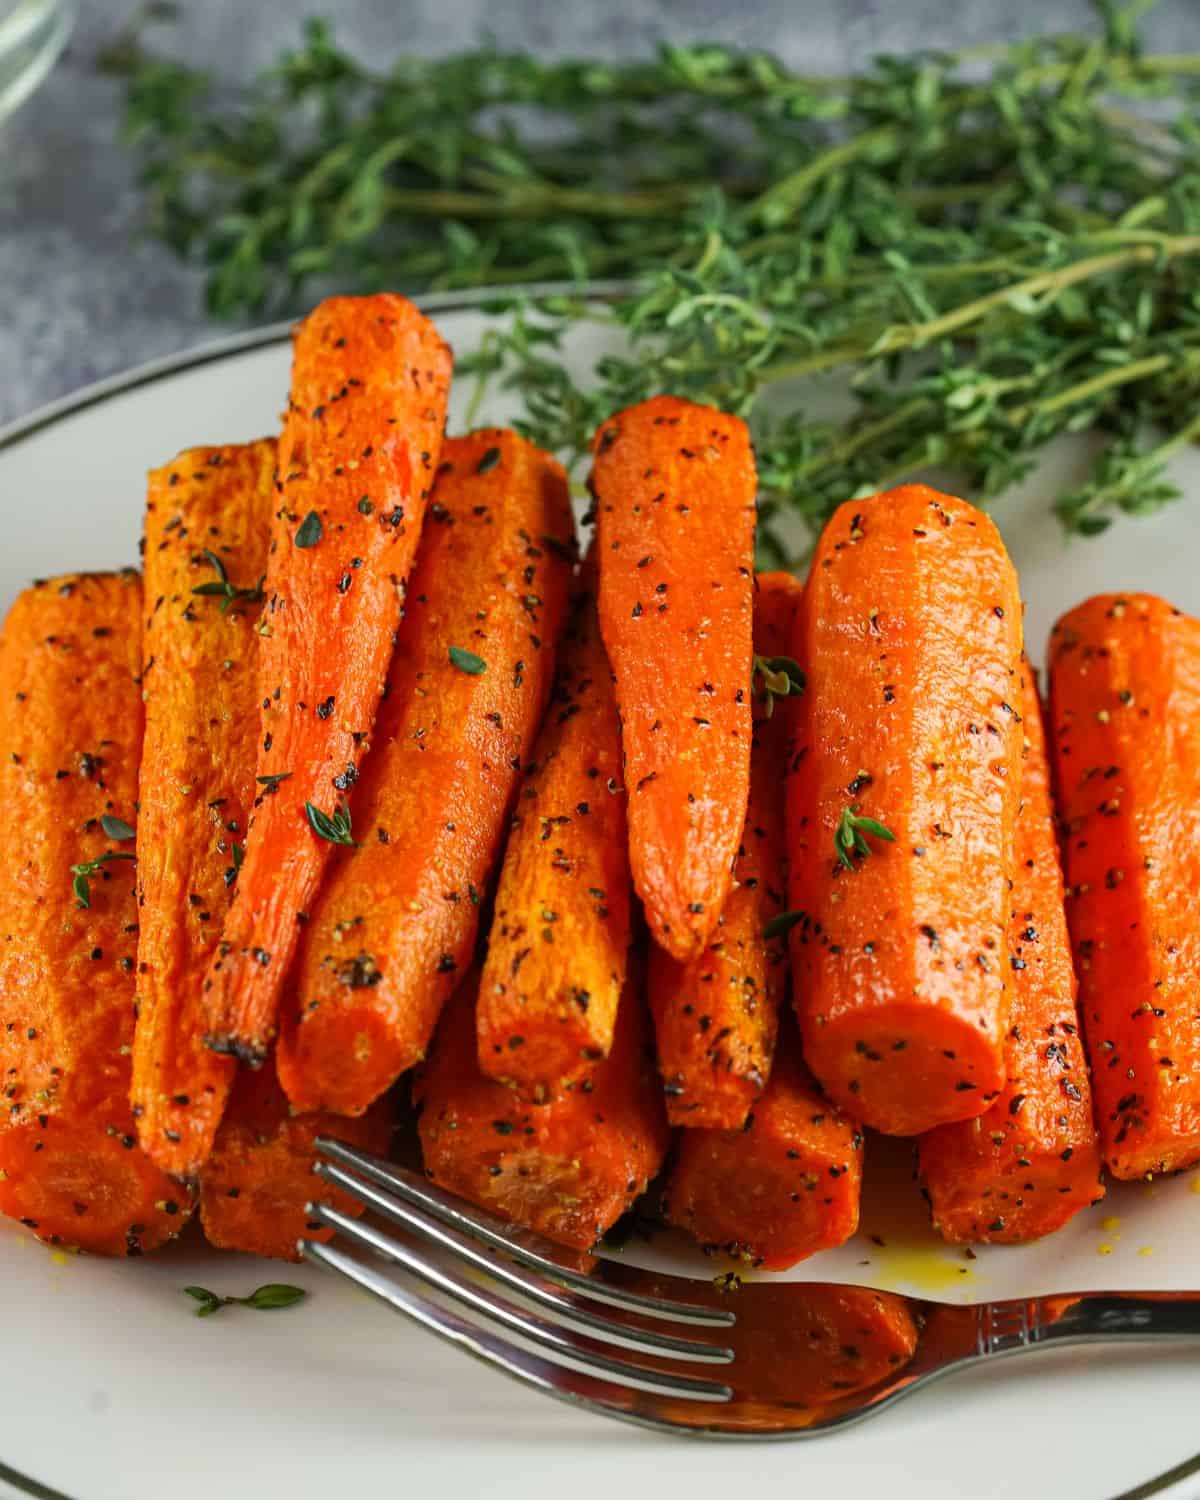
[448,646,488,675]
[763,909,804,941]
[70,851,136,908]
[294,511,323,548]
[191,550,266,615]
[100,814,136,841]
[184,1283,308,1318]
[475,447,501,475]
[752,655,804,717]
[256,772,293,786]
[304,799,358,846]
[110,6,1200,555]
[835,804,896,872]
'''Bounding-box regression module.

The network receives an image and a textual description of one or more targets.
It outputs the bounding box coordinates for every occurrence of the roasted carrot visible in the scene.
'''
[591,395,755,961]
[277,431,574,1115]
[1048,593,1200,1178]
[662,1016,862,1268]
[787,487,1024,1135]
[650,570,801,1128]
[0,574,191,1255]
[200,1059,391,1262]
[476,581,630,1099]
[132,440,276,1178]
[919,668,1104,1242]
[418,970,669,1250]
[203,295,452,1065]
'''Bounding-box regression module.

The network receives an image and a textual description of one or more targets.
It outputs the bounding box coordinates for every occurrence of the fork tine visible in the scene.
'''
[312,1159,733,1365]
[314,1137,734,1328]
[304,1203,733,1403]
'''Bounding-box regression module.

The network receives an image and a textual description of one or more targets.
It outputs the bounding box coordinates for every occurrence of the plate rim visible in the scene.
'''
[0,281,1196,1500]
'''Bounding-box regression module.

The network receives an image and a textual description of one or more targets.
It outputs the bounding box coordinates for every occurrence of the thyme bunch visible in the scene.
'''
[110,2,1200,559]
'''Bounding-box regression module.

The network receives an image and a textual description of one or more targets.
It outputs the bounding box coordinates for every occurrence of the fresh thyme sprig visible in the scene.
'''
[834,805,897,872]
[184,1283,307,1317]
[70,850,136,909]
[109,4,1200,558]
[304,799,358,846]
[191,549,266,614]
[752,654,805,717]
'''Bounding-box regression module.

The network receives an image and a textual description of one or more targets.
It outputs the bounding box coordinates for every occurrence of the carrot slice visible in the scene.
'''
[200,1059,391,1262]
[417,970,669,1251]
[0,573,191,1255]
[787,486,1024,1135]
[476,581,631,1099]
[203,294,452,1065]
[591,395,755,961]
[1048,593,1200,1178]
[919,668,1105,1241]
[132,441,276,1178]
[277,431,574,1115]
[649,570,801,1128]
[662,1017,862,1269]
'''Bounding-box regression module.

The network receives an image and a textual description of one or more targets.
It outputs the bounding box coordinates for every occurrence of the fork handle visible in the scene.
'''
[978,1292,1200,1356]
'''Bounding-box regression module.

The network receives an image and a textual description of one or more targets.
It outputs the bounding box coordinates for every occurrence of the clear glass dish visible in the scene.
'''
[0,0,75,124]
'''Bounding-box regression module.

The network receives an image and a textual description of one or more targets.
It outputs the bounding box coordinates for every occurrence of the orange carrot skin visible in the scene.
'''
[204,295,452,1064]
[662,1021,862,1269]
[200,1059,391,1262]
[919,671,1104,1242]
[787,487,1024,1136]
[591,395,755,962]
[132,441,276,1178]
[476,587,631,1099]
[650,571,802,1128]
[278,431,575,1116]
[1049,593,1200,1178]
[0,574,191,1255]
[418,972,669,1251]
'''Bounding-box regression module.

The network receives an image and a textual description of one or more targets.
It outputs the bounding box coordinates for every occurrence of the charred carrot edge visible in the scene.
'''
[132,440,277,1178]
[200,1057,392,1262]
[202,295,452,1065]
[919,668,1105,1242]
[787,486,1024,1136]
[476,582,631,1099]
[277,431,575,1116]
[650,571,802,1129]
[591,395,756,962]
[417,967,669,1251]
[0,573,192,1255]
[1049,593,1200,1178]
[662,1016,863,1269]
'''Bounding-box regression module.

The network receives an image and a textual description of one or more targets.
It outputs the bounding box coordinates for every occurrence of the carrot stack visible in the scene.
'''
[278,430,574,1116]
[1048,593,1200,1179]
[786,487,1024,1136]
[418,970,669,1251]
[662,1015,863,1268]
[591,395,756,962]
[649,570,801,1128]
[132,440,276,1178]
[919,668,1104,1241]
[0,574,191,1255]
[202,295,452,1066]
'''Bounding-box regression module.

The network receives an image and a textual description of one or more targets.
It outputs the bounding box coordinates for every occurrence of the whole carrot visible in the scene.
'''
[787,487,1024,1136]
[0,574,191,1255]
[650,571,802,1128]
[662,1017,862,1269]
[132,440,276,1178]
[277,431,574,1115]
[476,579,631,1099]
[200,1060,392,1262]
[1049,593,1200,1178]
[418,970,669,1251]
[919,669,1104,1241]
[591,395,756,961]
[203,295,452,1065]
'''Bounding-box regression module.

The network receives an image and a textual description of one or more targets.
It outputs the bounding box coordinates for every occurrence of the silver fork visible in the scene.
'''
[301,1138,1200,1439]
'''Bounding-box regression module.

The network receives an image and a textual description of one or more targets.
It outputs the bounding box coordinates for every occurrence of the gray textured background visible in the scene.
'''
[2,0,1196,424]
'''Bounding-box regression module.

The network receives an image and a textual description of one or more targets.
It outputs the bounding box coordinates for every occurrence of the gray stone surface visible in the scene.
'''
[2,0,1196,424]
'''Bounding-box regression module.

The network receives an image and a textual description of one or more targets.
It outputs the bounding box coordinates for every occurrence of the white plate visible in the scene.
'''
[1,293,1199,1500]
